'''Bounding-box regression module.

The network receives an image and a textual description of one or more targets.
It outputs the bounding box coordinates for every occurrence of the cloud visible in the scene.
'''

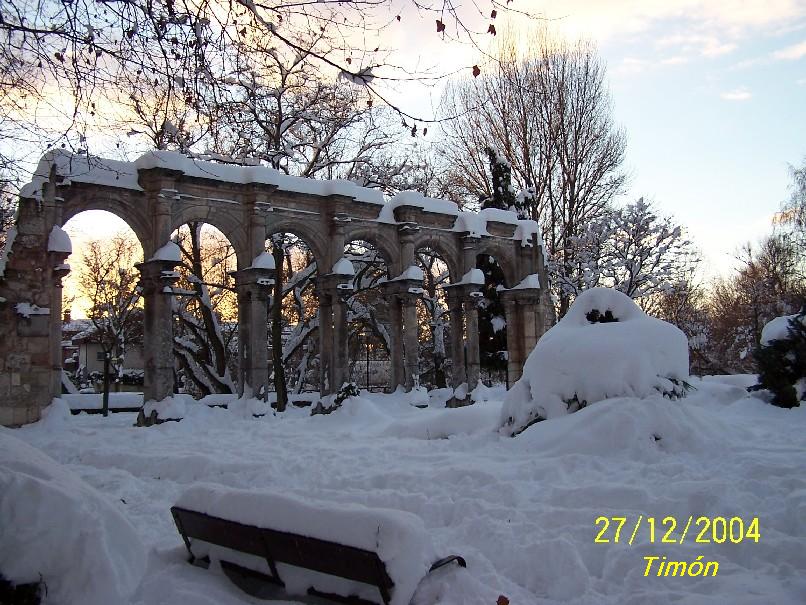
[523,0,806,42]
[656,33,737,57]
[661,56,690,65]
[720,87,752,101]
[772,40,806,60]
[612,57,650,76]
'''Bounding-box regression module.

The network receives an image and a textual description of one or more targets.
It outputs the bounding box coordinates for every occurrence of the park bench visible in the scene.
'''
[171,486,466,605]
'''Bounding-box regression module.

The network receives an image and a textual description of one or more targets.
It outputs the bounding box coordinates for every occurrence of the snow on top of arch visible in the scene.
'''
[135,150,384,204]
[20,150,142,200]
[376,190,460,223]
[20,150,384,204]
[19,151,546,249]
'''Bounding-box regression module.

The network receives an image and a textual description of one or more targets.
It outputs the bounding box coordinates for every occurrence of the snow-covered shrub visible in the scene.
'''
[311,382,361,415]
[750,310,806,408]
[335,381,361,405]
[500,288,690,436]
[0,431,147,604]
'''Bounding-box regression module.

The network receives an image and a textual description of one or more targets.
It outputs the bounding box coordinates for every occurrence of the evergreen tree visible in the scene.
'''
[476,147,515,382]
[751,308,806,408]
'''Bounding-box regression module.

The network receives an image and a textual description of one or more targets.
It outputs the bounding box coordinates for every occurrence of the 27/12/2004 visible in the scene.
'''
[594,516,761,545]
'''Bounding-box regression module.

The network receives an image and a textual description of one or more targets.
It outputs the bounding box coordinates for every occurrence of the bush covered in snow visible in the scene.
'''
[751,309,806,408]
[500,288,690,436]
[0,430,146,604]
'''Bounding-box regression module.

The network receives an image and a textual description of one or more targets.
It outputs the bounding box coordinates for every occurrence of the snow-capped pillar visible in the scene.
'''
[136,253,179,409]
[501,295,523,385]
[136,169,180,412]
[501,287,542,385]
[464,299,481,391]
[332,292,349,392]
[235,267,273,398]
[402,295,419,390]
[318,290,334,395]
[327,215,351,393]
[382,285,405,391]
[445,290,467,390]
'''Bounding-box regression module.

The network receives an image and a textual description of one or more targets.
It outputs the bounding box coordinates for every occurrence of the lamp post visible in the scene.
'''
[365,327,370,390]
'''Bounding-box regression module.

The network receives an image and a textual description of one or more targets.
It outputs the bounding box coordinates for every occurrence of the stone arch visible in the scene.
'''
[265,219,326,270]
[474,242,517,288]
[411,233,461,283]
[343,225,398,271]
[61,194,150,256]
[170,208,249,271]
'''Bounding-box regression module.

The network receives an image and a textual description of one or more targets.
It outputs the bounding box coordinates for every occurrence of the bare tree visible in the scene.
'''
[705,234,805,373]
[172,223,238,397]
[76,232,143,382]
[778,156,806,255]
[553,198,700,306]
[439,28,627,315]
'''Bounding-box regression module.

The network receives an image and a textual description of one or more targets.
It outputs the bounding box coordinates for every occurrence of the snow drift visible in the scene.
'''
[500,288,689,435]
[0,429,146,604]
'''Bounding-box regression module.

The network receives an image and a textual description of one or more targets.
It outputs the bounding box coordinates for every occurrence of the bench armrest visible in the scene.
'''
[429,555,467,572]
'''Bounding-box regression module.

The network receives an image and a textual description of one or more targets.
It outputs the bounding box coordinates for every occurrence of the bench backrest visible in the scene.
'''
[171,506,394,592]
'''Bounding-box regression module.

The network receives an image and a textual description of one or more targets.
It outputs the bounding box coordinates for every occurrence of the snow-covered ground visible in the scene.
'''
[3,380,806,604]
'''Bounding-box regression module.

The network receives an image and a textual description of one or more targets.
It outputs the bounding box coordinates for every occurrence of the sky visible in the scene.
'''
[378,0,806,277]
[58,0,806,292]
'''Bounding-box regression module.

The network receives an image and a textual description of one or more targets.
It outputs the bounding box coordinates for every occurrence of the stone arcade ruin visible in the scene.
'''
[0,150,553,426]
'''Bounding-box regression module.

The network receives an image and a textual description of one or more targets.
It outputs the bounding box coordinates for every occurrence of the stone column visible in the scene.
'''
[521,299,539,354]
[464,299,480,391]
[318,293,334,395]
[332,291,349,392]
[387,292,405,391]
[446,291,466,389]
[137,259,178,403]
[402,295,419,390]
[49,253,70,398]
[502,296,523,386]
[235,268,272,398]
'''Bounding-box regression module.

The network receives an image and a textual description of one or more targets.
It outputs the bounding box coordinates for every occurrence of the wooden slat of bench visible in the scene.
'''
[172,508,266,558]
[261,526,393,589]
[171,506,395,603]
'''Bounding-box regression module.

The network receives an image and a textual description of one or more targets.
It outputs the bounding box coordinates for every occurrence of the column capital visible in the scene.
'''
[316,274,353,303]
[233,266,275,290]
[136,258,180,295]
[499,287,541,306]
[443,282,483,306]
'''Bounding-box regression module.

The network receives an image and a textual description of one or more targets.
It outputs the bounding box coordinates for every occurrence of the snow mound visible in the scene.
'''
[761,313,805,346]
[175,484,437,605]
[0,430,146,604]
[511,395,738,459]
[381,403,501,440]
[143,394,189,420]
[500,288,689,435]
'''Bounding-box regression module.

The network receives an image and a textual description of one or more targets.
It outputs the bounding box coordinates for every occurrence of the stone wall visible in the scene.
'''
[0,195,68,426]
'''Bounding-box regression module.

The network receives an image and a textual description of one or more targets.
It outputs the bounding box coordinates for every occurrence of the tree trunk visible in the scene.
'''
[271,242,288,411]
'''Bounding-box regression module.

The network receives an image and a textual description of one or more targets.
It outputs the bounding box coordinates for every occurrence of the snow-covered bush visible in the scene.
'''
[500,288,690,436]
[750,310,806,408]
[0,431,146,604]
[311,382,361,415]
